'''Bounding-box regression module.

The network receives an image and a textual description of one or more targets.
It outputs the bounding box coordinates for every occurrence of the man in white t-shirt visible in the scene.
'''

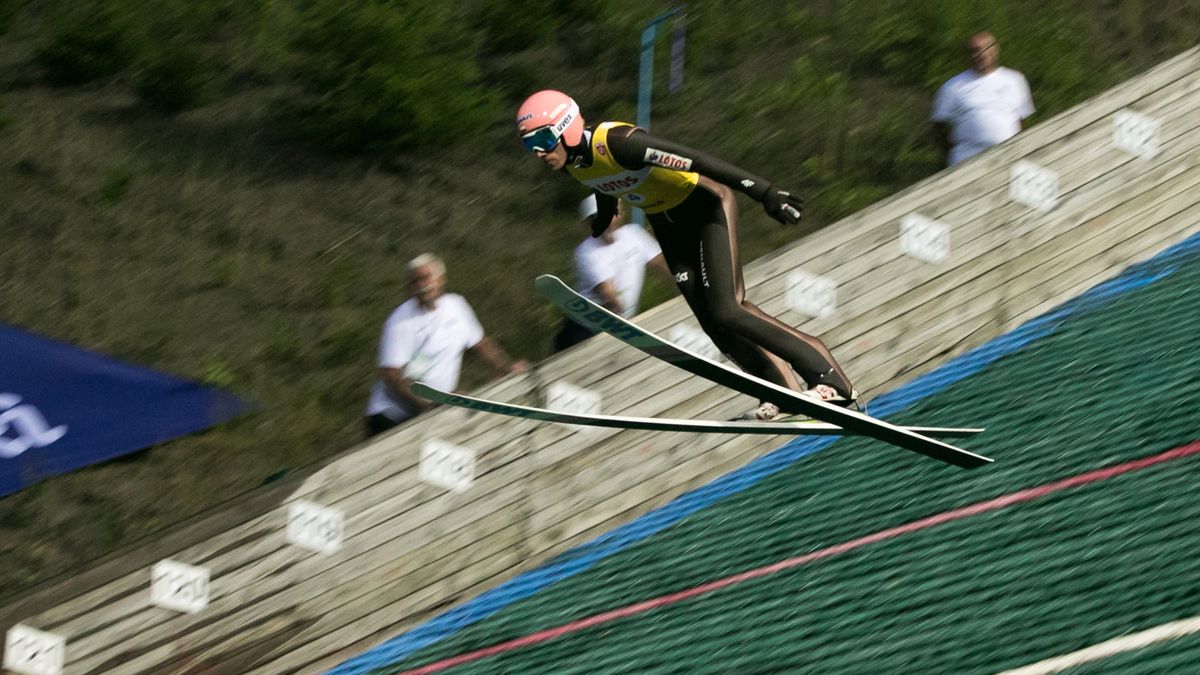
[554,196,671,351]
[366,253,527,435]
[932,32,1034,166]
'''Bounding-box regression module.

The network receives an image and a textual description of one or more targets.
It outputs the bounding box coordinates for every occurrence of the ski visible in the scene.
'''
[535,274,992,469]
[414,382,984,438]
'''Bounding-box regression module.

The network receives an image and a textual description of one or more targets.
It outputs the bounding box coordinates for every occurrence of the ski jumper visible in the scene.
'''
[565,122,853,403]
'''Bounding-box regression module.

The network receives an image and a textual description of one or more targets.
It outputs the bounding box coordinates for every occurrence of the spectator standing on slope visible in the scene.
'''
[366,253,526,436]
[554,195,671,351]
[932,31,1035,166]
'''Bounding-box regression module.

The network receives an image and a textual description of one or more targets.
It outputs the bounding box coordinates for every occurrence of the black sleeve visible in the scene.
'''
[592,192,619,237]
[607,126,773,202]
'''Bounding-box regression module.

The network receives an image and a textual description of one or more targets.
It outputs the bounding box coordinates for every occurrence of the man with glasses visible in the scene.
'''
[515,90,859,420]
[932,32,1035,166]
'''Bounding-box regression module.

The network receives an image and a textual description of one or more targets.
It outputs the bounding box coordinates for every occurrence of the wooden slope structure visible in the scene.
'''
[3,47,1200,675]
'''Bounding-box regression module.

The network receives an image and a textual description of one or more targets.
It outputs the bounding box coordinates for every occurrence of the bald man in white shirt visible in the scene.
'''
[932,32,1035,166]
[366,253,527,435]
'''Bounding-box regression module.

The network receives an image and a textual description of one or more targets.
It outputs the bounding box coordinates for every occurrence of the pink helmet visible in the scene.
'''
[516,90,584,152]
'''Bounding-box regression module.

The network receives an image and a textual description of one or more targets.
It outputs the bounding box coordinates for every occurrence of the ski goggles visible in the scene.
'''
[521,101,579,153]
[521,126,561,153]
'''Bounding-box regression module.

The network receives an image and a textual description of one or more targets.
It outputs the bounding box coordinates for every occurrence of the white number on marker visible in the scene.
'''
[546,381,604,431]
[900,213,951,263]
[150,560,210,614]
[1009,160,1059,212]
[546,381,602,415]
[667,325,723,362]
[786,270,837,318]
[287,500,344,555]
[420,439,476,493]
[1113,109,1160,160]
[4,625,65,675]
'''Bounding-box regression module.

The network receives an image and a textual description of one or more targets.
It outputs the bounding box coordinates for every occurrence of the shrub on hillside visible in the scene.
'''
[467,0,607,55]
[123,0,252,113]
[135,44,218,113]
[99,165,135,204]
[278,0,498,152]
[469,0,559,54]
[0,0,19,37]
[34,2,134,85]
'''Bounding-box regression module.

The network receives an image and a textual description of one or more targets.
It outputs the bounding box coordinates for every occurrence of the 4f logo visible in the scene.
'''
[0,394,68,459]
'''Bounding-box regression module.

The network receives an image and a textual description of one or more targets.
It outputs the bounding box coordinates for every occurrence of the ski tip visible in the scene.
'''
[954,451,995,469]
[938,427,987,437]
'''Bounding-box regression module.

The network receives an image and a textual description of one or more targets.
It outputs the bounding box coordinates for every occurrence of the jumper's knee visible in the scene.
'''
[705,296,753,332]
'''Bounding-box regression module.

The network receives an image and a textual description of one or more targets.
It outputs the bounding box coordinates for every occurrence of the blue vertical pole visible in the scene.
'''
[637,25,658,131]
[636,6,686,132]
[633,5,686,224]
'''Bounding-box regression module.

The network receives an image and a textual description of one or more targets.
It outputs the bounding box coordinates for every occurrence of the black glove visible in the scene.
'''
[762,185,804,225]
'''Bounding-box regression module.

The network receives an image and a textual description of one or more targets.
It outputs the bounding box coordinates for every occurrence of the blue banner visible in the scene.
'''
[0,324,245,496]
